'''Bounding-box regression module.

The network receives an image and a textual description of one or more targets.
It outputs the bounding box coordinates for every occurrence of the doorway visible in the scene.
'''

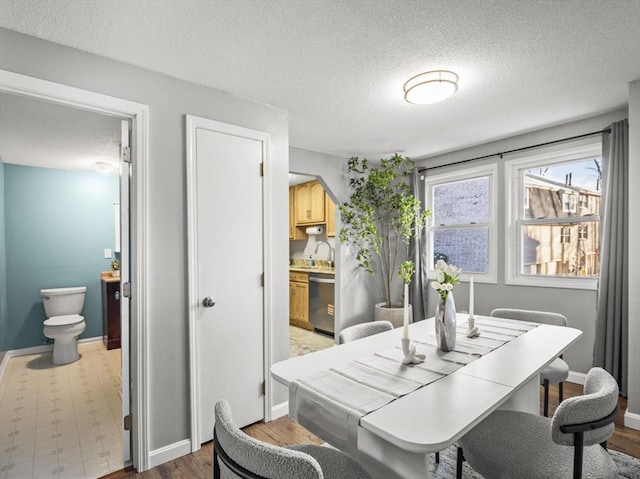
[288,173,337,356]
[0,69,150,471]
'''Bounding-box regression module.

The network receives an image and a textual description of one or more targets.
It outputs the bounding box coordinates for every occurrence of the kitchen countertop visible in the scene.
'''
[289,265,335,275]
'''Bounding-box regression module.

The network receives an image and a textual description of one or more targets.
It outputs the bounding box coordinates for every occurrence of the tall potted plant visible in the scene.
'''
[339,154,429,324]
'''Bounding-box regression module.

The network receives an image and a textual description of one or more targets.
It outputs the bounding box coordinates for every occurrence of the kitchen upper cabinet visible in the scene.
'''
[295,180,325,224]
[289,187,308,240]
[325,194,336,237]
[289,271,311,330]
[289,187,295,239]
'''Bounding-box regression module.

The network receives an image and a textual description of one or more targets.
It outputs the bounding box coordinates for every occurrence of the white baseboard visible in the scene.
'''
[567,370,587,385]
[0,336,104,381]
[149,439,192,468]
[624,410,640,431]
[271,401,289,420]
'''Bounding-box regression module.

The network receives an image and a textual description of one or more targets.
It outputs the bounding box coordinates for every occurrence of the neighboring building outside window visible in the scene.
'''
[424,164,497,283]
[505,140,602,289]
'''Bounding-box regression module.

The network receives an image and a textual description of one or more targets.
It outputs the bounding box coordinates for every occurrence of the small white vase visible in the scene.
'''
[435,292,456,351]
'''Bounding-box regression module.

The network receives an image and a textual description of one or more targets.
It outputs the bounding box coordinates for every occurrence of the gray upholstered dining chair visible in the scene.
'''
[213,399,371,479]
[491,308,570,416]
[337,321,394,344]
[456,367,619,479]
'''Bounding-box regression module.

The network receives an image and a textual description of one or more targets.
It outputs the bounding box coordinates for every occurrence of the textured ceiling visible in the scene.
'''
[0,92,122,172]
[0,0,639,167]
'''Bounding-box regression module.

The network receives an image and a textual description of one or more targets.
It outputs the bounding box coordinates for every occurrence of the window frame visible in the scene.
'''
[505,139,602,290]
[424,163,498,284]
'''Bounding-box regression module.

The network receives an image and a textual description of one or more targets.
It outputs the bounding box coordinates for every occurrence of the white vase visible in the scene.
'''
[435,292,456,351]
[374,302,411,328]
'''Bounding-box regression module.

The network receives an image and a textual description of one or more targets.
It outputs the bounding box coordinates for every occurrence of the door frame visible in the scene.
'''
[0,69,151,471]
[185,114,273,451]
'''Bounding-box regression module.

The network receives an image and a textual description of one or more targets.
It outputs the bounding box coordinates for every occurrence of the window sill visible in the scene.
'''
[504,275,597,291]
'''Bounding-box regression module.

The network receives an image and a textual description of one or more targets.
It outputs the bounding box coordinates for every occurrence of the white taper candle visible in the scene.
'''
[403,283,409,339]
[469,276,475,319]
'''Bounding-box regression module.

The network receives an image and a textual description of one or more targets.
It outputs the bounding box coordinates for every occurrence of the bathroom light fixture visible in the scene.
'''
[94,161,115,173]
[403,70,459,105]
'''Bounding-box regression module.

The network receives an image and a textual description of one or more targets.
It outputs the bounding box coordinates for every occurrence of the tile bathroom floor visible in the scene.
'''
[0,342,123,479]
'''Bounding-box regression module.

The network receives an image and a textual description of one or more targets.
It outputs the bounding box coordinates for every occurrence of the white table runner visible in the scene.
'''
[289,316,538,455]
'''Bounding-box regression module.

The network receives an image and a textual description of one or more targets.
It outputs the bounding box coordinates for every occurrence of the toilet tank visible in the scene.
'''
[41,286,87,318]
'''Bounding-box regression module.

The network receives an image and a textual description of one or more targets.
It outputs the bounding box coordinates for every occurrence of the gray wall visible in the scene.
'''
[0,28,290,453]
[416,109,628,378]
[627,79,640,424]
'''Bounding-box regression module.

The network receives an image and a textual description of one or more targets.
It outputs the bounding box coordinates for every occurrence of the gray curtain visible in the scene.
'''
[595,119,629,395]
[411,168,429,323]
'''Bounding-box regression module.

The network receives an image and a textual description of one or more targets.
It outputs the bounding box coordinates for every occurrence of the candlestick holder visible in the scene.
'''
[466,314,481,338]
[401,337,425,364]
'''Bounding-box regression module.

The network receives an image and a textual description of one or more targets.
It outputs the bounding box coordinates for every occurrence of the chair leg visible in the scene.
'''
[543,379,550,417]
[573,432,584,479]
[456,447,464,479]
[559,381,564,404]
[213,446,220,479]
[435,451,439,463]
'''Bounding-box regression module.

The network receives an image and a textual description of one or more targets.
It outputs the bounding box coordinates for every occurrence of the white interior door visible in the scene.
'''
[119,119,131,462]
[188,116,266,446]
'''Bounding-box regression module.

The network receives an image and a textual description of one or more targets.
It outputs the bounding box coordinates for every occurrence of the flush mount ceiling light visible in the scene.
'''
[403,70,459,105]
[94,161,115,173]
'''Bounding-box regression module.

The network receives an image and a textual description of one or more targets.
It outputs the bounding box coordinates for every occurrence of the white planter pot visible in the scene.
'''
[374,302,411,328]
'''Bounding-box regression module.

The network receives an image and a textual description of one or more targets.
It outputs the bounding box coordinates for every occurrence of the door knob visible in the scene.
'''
[202,297,216,308]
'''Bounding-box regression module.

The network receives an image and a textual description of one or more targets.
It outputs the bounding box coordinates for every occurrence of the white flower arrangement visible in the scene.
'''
[430,259,462,301]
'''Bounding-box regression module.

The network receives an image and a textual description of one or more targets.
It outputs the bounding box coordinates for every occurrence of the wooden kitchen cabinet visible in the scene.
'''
[325,193,336,237]
[289,187,307,240]
[289,271,312,330]
[295,180,325,224]
[289,187,295,239]
[102,278,121,350]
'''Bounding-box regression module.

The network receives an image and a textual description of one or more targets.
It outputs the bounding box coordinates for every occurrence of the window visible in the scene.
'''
[425,164,497,283]
[578,225,588,241]
[562,193,577,213]
[506,140,602,289]
[579,194,589,209]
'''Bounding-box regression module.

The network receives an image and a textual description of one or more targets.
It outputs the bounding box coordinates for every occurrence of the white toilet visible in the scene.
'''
[41,286,87,365]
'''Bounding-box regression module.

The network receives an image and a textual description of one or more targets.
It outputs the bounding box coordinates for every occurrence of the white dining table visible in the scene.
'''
[271,315,582,479]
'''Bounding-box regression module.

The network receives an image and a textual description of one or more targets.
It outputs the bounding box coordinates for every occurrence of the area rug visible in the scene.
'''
[429,445,640,478]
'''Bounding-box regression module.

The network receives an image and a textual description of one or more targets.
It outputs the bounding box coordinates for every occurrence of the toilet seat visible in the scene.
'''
[44,314,84,327]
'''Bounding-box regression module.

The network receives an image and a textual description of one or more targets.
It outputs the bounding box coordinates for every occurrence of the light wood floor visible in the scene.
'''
[106,381,639,478]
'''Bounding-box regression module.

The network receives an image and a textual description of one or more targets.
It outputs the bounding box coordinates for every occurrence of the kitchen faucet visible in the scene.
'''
[314,240,335,267]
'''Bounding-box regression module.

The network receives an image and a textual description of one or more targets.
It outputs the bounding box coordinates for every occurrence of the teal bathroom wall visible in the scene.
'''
[0,162,7,351]
[3,164,118,351]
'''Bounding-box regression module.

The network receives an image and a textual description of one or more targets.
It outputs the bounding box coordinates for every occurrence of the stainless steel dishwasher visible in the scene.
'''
[308,273,335,336]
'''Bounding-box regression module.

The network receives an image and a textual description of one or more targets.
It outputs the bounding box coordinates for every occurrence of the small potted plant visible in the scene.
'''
[339,154,429,325]
[111,259,120,277]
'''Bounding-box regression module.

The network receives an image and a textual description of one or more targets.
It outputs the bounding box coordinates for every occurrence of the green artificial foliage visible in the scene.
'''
[339,154,430,308]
